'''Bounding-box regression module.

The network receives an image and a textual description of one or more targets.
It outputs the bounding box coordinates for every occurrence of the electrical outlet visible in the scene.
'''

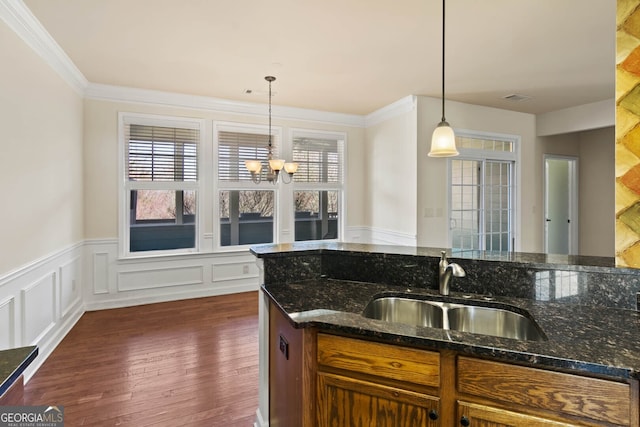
[279,335,289,360]
[242,264,249,274]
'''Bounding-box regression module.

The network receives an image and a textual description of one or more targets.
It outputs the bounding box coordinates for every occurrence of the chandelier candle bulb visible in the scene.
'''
[245,159,262,173]
[269,158,286,171]
[284,162,299,174]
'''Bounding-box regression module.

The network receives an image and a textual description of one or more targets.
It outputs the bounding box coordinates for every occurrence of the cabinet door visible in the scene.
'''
[318,372,440,427]
[457,401,583,427]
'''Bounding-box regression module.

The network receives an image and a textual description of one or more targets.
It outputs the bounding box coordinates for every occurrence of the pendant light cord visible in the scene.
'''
[268,77,273,156]
[441,0,446,123]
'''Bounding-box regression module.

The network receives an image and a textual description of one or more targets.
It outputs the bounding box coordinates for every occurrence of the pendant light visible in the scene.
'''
[245,76,298,183]
[428,0,459,157]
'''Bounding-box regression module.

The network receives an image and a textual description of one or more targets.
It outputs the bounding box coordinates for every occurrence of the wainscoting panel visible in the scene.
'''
[59,257,81,318]
[118,264,204,291]
[211,258,259,282]
[0,242,85,380]
[92,252,110,295]
[0,296,15,350]
[84,240,260,311]
[21,272,56,345]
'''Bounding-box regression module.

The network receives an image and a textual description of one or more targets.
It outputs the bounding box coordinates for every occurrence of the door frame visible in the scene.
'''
[543,155,579,255]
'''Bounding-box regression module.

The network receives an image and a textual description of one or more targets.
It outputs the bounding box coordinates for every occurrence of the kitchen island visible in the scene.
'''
[251,243,640,426]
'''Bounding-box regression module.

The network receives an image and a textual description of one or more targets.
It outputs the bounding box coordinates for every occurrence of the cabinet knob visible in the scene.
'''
[460,415,470,426]
[428,409,438,420]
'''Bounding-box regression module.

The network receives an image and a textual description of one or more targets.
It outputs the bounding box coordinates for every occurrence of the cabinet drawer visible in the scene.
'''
[317,334,440,387]
[457,356,631,425]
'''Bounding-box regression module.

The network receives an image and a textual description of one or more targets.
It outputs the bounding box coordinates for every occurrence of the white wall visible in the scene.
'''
[364,97,418,245]
[0,18,84,276]
[0,15,84,378]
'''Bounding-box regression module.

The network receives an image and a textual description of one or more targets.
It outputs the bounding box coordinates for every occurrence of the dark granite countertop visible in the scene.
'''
[263,278,640,382]
[251,242,624,272]
[0,346,38,395]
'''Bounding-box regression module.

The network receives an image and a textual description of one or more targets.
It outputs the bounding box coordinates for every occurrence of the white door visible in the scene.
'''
[544,156,578,254]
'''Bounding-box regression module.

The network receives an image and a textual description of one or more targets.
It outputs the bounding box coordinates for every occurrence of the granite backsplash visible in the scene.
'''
[255,243,640,310]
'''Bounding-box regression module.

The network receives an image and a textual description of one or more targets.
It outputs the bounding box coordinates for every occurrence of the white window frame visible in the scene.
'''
[118,112,205,258]
[213,121,283,251]
[448,129,520,253]
[289,128,346,242]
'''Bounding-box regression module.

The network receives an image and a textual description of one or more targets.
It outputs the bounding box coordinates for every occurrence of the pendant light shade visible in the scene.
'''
[429,120,458,157]
[428,0,459,158]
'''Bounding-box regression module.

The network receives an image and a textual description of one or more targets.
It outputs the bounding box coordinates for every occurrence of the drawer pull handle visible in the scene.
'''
[460,415,470,426]
[428,409,438,420]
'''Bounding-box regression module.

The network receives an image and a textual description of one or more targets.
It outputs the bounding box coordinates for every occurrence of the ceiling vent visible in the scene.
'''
[503,93,531,102]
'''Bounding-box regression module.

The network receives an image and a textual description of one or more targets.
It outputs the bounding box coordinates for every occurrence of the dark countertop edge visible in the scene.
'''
[0,346,38,396]
[262,287,637,382]
[250,243,633,274]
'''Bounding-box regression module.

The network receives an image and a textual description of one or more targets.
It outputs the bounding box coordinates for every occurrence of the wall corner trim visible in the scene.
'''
[0,0,88,94]
[365,95,416,128]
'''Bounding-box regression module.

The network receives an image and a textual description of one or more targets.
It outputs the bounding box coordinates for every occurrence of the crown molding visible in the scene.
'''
[365,95,416,127]
[2,0,376,128]
[86,83,367,128]
[0,0,88,94]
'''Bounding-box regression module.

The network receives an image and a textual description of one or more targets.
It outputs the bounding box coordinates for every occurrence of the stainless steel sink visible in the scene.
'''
[362,297,444,328]
[362,296,546,341]
[447,305,545,341]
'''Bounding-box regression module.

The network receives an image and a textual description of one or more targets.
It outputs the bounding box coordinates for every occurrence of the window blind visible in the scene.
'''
[127,124,198,181]
[292,137,343,183]
[218,130,276,181]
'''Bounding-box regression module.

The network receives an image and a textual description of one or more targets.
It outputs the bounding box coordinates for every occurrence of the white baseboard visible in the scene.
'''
[254,408,268,427]
[352,226,417,246]
[84,282,258,311]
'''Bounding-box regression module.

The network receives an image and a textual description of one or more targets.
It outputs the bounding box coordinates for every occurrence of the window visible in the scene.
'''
[121,115,202,255]
[450,133,517,252]
[215,124,279,247]
[291,131,344,241]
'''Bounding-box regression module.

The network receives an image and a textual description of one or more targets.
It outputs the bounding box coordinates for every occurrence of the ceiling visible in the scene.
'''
[23,0,616,116]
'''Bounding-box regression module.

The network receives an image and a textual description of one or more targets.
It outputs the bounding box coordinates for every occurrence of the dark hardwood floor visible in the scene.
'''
[23,291,259,426]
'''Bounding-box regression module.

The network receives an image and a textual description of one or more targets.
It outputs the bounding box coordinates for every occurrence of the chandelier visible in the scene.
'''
[245,76,298,183]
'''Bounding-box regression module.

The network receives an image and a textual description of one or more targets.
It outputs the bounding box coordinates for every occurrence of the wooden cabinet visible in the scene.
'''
[311,334,639,427]
[269,303,316,427]
[457,401,579,426]
[457,356,636,426]
[316,334,441,426]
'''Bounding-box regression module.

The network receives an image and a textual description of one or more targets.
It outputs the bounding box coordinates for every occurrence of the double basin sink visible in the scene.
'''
[363,296,547,341]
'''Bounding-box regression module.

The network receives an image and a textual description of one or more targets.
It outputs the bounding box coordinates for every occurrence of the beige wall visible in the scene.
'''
[364,105,417,240]
[536,128,615,257]
[82,99,366,241]
[416,96,538,251]
[0,19,84,276]
[579,127,615,256]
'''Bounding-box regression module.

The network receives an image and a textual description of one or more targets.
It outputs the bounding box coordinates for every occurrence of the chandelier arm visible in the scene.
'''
[281,172,293,184]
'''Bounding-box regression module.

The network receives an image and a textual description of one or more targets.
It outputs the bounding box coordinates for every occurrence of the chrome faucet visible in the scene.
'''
[438,251,466,296]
